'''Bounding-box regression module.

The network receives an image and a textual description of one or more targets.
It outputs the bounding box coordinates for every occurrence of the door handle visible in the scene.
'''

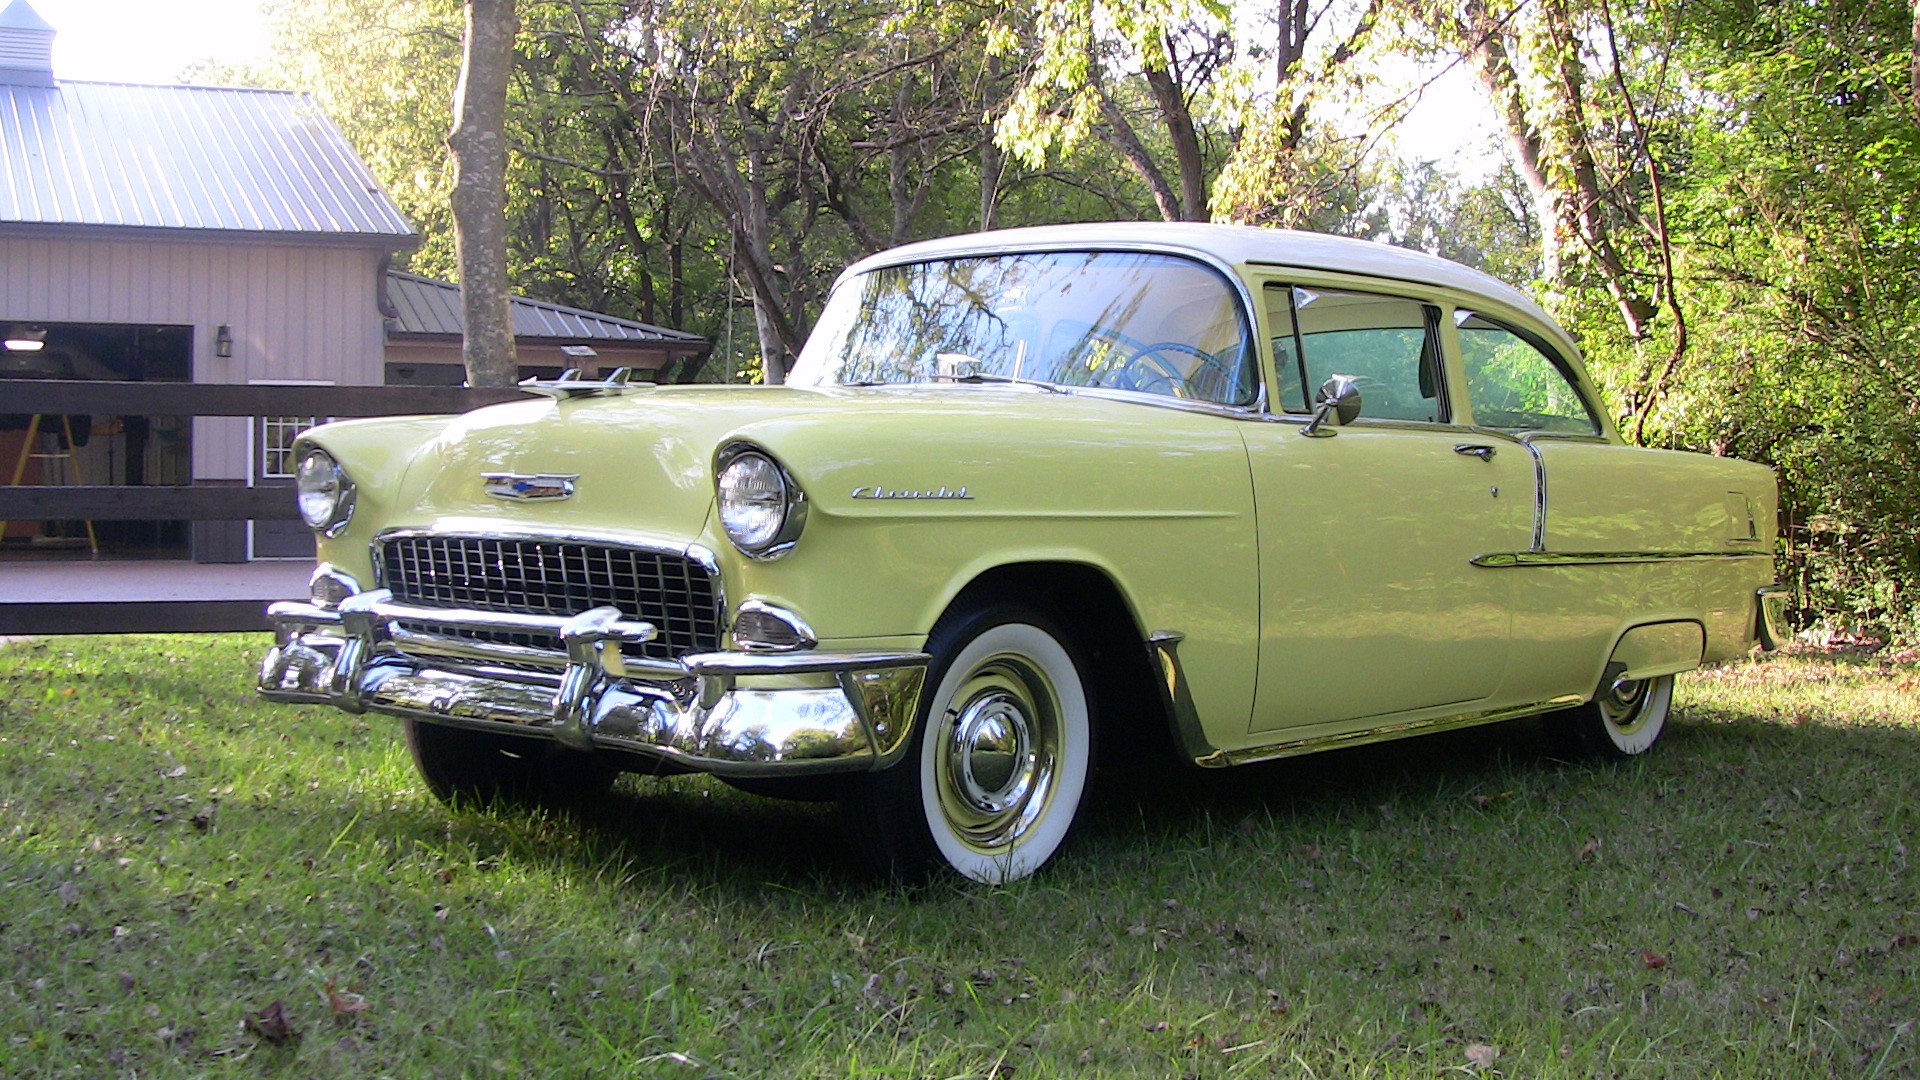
[1454,444,1497,461]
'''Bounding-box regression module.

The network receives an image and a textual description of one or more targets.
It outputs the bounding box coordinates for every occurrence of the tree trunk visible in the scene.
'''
[1461,0,1562,281]
[1911,0,1919,127]
[448,0,519,387]
[1142,55,1207,220]
[979,132,1003,230]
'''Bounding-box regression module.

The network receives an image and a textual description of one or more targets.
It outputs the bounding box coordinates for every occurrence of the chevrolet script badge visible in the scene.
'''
[482,472,579,501]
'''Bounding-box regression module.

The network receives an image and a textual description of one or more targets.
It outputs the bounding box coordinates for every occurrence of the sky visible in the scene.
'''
[29,0,271,84]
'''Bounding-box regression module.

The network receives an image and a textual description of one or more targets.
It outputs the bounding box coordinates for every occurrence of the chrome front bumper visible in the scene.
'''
[258,589,928,776]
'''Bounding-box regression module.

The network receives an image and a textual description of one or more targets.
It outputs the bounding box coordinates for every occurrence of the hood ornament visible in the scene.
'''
[483,472,579,501]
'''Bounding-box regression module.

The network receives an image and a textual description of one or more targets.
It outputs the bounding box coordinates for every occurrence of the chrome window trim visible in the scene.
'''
[817,242,1268,415]
[1471,550,1776,568]
[1257,282,1451,423]
[1454,309,1607,438]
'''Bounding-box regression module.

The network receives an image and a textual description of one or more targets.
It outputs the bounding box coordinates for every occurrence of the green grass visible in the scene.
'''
[1,637,1915,1077]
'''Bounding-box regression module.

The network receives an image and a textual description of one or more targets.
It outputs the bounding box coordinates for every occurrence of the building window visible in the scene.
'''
[261,416,318,479]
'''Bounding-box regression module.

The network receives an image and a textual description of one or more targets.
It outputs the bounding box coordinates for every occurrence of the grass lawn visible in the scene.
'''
[1,635,1915,1077]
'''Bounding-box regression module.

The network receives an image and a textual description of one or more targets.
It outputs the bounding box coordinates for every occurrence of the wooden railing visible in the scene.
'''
[1,380,525,635]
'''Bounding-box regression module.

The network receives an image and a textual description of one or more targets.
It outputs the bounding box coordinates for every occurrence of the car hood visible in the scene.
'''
[351,382,1246,544]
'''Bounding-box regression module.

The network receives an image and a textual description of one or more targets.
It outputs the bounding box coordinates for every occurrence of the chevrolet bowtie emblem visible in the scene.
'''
[482,472,579,501]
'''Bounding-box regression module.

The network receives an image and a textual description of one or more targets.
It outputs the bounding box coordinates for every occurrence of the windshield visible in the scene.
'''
[789,250,1258,406]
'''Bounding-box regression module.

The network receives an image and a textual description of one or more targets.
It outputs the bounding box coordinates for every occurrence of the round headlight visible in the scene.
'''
[295,448,355,534]
[716,449,802,556]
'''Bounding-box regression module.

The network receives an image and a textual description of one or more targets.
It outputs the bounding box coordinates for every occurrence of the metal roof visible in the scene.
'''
[0,79,416,240]
[386,270,706,347]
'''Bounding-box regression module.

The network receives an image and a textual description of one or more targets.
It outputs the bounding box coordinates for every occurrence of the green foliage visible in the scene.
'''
[1576,0,1920,636]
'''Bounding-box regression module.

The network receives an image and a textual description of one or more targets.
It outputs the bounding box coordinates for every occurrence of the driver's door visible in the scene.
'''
[1244,283,1529,733]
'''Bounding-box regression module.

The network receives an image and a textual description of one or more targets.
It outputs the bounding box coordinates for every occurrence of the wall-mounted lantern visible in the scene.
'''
[215,324,234,358]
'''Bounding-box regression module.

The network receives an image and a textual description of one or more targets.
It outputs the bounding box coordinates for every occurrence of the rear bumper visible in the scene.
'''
[258,589,928,776]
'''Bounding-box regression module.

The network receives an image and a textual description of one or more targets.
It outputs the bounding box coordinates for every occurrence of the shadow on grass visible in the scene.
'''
[418,690,1920,899]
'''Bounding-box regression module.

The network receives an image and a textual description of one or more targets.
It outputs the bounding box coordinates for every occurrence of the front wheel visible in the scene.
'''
[1549,673,1674,761]
[404,720,619,809]
[841,602,1092,883]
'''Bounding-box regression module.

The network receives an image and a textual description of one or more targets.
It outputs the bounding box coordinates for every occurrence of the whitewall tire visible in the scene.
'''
[842,602,1092,883]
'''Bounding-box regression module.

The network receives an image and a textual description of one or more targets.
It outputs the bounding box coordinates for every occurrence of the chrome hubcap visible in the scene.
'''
[936,658,1058,854]
[1599,676,1649,734]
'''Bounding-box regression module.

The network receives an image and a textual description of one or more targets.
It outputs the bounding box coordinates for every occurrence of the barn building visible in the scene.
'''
[0,0,704,562]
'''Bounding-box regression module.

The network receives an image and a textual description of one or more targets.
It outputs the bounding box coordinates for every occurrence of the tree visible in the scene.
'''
[449,0,520,386]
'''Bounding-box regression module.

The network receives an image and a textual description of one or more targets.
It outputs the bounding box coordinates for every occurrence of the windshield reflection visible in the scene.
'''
[789,251,1257,406]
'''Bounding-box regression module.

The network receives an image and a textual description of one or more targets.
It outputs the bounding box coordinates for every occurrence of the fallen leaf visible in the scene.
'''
[325,981,370,1024]
[57,880,79,906]
[163,765,187,779]
[1577,838,1601,863]
[1642,949,1669,970]
[1465,1043,1499,1070]
[244,1000,298,1046]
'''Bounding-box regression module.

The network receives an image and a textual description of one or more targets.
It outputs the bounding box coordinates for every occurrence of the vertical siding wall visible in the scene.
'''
[0,233,387,480]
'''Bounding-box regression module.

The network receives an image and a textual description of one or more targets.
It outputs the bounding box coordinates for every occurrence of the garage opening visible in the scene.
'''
[0,322,193,559]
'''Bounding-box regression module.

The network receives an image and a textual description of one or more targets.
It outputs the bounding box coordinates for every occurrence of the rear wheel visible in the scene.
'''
[1550,672,1674,761]
[404,720,619,809]
[842,600,1092,883]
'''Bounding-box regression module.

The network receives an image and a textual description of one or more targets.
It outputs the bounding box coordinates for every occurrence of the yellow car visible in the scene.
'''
[260,223,1788,883]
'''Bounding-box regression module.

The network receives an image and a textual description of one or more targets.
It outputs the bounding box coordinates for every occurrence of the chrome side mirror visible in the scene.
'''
[1300,374,1362,438]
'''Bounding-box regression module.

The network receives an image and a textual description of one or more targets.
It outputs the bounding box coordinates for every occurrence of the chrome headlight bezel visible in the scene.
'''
[295,447,356,537]
[714,444,807,559]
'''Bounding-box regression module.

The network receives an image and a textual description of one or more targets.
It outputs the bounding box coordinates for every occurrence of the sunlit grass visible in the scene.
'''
[1,636,1914,1076]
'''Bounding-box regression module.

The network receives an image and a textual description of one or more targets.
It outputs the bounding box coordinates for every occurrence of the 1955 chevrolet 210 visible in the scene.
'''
[259,223,1789,882]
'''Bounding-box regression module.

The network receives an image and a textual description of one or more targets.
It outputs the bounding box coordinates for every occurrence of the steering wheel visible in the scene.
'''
[1106,342,1242,402]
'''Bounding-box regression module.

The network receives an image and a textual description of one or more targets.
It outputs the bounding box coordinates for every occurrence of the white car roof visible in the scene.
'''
[845,222,1569,353]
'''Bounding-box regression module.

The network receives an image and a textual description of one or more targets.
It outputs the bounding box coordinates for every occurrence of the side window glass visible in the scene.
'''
[1262,284,1308,412]
[1456,313,1599,435]
[1290,288,1445,423]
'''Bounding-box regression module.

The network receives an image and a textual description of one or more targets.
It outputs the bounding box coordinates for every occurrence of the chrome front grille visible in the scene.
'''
[377,535,721,663]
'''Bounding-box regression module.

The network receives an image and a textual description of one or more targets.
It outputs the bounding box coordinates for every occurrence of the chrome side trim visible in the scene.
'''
[1198,695,1586,769]
[1518,436,1547,552]
[1757,585,1792,650]
[1145,631,1218,763]
[1471,550,1776,568]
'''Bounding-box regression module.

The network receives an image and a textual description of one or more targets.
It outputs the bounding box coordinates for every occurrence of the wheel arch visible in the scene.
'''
[937,561,1184,769]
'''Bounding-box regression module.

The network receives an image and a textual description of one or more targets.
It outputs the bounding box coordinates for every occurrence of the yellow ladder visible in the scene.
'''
[2,413,99,554]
